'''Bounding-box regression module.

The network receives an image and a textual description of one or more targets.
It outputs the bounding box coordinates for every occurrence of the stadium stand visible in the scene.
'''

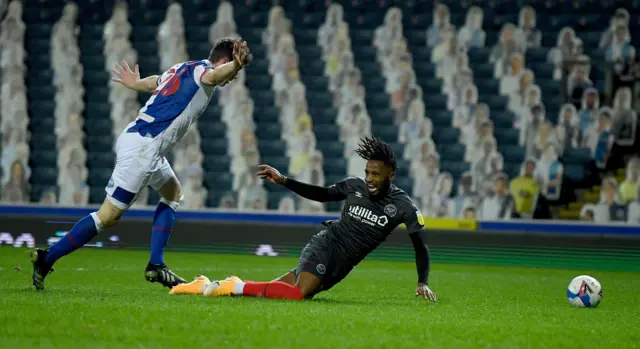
[1,0,30,203]
[2,0,639,222]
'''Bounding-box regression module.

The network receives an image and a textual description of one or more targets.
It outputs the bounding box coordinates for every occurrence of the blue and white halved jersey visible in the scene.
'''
[127,59,216,145]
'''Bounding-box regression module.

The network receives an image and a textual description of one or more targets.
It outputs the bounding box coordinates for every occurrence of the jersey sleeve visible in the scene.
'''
[403,201,425,235]
[194,64,211,87]
[326,177,361,198]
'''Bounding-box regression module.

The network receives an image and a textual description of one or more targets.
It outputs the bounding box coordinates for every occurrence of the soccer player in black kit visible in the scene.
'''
[169,137,436,301]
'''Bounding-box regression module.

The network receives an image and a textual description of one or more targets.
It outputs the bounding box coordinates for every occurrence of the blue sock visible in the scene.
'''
[149,201,176,265]
[45,213,103,266]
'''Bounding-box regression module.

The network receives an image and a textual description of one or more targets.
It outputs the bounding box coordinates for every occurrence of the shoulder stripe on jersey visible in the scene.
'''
[199,67,212,84]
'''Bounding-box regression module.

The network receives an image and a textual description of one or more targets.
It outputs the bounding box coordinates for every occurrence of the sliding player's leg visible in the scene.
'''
[203,239,328,300]
[226,255,355,300]
[223,271,322,300]
[273,271,296,285]
[144,160,186,287]
[170,275,241,295]
[169,275,211,295]
[273,270,324,299]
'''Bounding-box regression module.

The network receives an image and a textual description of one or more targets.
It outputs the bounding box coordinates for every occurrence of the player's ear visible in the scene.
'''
[389,171,396,182]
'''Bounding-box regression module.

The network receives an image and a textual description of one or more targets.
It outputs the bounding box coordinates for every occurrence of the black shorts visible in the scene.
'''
[290,231,353,299]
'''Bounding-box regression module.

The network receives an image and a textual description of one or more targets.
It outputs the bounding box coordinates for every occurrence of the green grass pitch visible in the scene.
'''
[1,247,639,349]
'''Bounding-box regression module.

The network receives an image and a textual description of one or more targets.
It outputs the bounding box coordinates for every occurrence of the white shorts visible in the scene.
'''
[105,126,175,210]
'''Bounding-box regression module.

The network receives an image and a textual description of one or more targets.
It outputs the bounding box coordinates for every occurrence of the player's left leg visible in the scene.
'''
[170,275,240,295]
[202,240,330,300]
[229,261,354,300]
[144,160,186,287]
[168,271,296,296]
[273,271,296,285]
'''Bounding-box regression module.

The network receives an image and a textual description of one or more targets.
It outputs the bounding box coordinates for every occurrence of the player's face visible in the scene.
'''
[582,211,594,221]
[364,160,395,196]
[525,162,535,176]
[10,162,23,183]
[463,209,476,219]
[495,179,506,194]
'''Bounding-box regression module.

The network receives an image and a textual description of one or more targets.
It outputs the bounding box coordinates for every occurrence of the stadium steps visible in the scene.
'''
[345,22,414,197]
[235,9,292,210]
[79,21,114,204]
[184,20,234,208]
[559,167,629,220]
[24,6,63,202]
[402,29,474,191]
[127,2,165,205]
[287,6,345,212]
[128,2,164,107]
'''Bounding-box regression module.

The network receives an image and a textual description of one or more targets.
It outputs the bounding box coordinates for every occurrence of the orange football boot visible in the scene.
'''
[169,275,210,295]
[202,276,243,297]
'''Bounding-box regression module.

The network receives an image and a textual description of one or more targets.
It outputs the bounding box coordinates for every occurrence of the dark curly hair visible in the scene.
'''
[355,136,397,171]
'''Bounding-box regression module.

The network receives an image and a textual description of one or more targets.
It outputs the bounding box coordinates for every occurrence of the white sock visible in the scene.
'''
[233,282,246,295]
[90,212,104,233]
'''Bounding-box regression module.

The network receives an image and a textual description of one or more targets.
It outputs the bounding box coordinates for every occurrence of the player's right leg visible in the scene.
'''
[31,130,154,290]
[31,199,124,290]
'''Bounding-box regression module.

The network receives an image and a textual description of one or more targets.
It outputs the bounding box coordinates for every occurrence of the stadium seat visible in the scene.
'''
[431,128,460,145]
[202,155,231,172]
[258,140,287,156]
[563,148,592,165]
[316,141,344,159]
[200,139,228,156]
[13,0,621,217]
[86,152,115,168]
[203,172,233,192]
[371,124,398,142]
[30,167,57,186]
[324,159,347,176]
[314,125,339,140]
[437,144,465,162]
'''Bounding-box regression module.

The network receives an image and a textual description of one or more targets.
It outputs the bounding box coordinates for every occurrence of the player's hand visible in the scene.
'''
[111,61,140,89]
[416,283,436,302]
[232,39,250,71]
[257,164,286,185]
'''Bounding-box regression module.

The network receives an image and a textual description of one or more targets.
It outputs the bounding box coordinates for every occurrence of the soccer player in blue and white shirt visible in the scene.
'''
[30,38,252,290]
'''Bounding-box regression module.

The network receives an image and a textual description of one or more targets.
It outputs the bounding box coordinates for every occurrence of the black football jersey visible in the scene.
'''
[319,177,425,265]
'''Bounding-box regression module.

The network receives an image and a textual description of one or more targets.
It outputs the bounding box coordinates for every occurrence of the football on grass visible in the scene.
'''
[567,275,603,308]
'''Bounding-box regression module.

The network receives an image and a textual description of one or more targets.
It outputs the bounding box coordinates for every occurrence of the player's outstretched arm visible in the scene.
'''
[405,207,436,302]
[111,61,159,93]
[201,39,251,86]
[410,230,436,302]
[257,165,346,202]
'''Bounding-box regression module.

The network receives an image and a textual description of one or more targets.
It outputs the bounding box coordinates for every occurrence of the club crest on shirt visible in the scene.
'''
[384,204,397,217]
[316,264,326,275]
[107,178,115,188]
